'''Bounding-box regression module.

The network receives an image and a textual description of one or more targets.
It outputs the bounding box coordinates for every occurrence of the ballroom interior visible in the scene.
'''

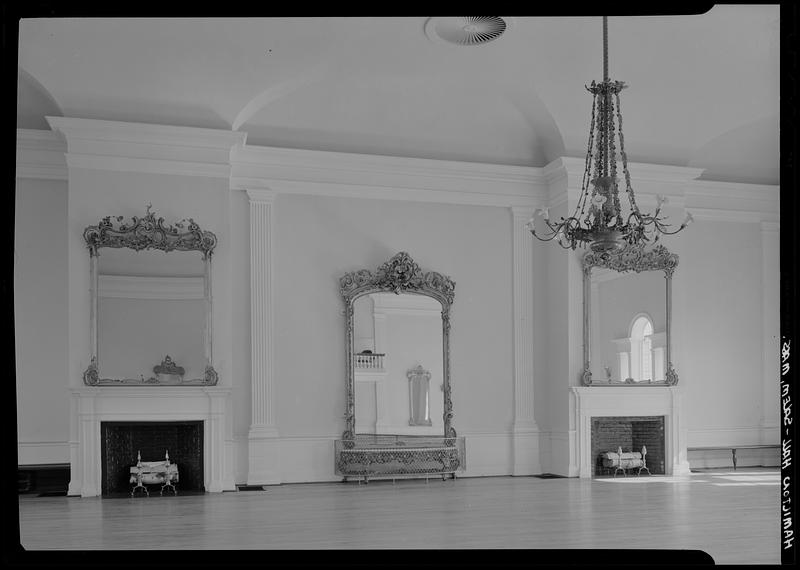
[14,9,784,562]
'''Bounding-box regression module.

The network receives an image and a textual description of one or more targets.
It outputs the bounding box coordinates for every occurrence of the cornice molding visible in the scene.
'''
[231,145,549,208]
[15,120,781,221]
[46,117,247,149]
[64,153,232,179]
[16,128,68,180]
[45,117,246,178]
[541,156,779,223]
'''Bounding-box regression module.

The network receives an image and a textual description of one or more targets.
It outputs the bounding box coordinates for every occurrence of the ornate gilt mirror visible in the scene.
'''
[582,243,678,386]
[82,205,218,386]
[340,252,456,439]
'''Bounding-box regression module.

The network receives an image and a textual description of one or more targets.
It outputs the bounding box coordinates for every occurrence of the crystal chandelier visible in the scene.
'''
[527,16,693,252]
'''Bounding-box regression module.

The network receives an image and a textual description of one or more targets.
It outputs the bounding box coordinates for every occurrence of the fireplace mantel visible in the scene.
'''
[570,386,690,478]
[68,386,233,496]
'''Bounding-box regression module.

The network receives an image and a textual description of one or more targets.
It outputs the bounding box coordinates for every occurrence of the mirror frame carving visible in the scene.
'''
[340,252,456,439]
[582,243,679,386]
[82,204,218,386]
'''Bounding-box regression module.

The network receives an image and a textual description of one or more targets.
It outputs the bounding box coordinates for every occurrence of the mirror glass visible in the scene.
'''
[96,247,207,383]
[588,268,667,383]
[352,292,444,436]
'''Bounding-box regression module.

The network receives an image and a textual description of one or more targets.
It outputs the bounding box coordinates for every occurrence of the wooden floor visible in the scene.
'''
[17,468,779,564]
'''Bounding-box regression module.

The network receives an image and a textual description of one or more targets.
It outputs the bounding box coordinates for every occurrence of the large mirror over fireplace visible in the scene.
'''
[582,243,679,386]
[335,252,465,482]
[82,205,218,386]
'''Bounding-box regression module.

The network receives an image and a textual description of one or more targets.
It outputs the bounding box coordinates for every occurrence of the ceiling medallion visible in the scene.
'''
[424,17,509,46]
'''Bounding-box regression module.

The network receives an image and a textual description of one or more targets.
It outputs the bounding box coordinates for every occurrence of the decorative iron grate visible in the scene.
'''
[335,435,465,482]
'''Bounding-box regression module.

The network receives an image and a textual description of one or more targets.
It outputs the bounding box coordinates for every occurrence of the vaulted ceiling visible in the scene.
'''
[17,7,780,185]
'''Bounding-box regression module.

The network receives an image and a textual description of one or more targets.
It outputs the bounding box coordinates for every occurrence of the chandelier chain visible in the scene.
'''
[614,91,639,216]
[603,16,609,82]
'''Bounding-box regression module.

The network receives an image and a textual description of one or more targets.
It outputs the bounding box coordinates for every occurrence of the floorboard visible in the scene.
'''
[17,468,780,564]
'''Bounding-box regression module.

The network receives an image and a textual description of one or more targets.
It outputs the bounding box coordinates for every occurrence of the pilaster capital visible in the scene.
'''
[245,188,279,204]
[511,205,537,219]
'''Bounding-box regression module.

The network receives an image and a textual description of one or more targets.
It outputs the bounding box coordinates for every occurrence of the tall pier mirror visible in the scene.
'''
[335,252,465,482]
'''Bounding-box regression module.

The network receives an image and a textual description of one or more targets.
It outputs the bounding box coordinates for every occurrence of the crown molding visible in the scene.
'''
[16,129,68,180]
[230,145,549,208]
[45,117,246,178]
[542,156,779,223]
[685,179,779,222]
[45,117,246,149]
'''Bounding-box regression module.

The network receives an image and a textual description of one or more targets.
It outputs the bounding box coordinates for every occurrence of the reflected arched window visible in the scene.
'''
[630,316,654,382]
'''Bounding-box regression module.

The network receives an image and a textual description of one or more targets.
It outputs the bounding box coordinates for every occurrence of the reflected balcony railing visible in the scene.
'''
[354,352,385,370]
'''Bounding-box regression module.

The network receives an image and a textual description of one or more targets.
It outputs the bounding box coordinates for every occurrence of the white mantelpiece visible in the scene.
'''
[68,386,232,497]
[571,386,690,478]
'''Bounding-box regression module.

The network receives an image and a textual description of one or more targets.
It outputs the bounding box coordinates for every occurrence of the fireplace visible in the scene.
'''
[591,416,665,476]
[101,421,203,495]
[69,386,232,497]
[571,386,690,478]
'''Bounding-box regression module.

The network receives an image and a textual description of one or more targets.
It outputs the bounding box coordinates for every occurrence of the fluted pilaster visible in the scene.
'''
[246,188,280,484]
[511,206,540,474]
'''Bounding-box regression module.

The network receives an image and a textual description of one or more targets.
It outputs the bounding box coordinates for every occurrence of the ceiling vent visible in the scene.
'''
[424,17,509,46]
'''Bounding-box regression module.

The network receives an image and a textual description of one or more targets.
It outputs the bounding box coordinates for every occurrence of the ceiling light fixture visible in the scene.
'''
[527,16,693,252]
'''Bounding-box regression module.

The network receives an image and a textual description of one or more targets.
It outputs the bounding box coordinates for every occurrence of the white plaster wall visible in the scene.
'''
[670,220,765,445]
[15,177,70,464]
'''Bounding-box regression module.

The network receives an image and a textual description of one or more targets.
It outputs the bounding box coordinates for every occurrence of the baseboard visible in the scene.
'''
[687,447,780,470]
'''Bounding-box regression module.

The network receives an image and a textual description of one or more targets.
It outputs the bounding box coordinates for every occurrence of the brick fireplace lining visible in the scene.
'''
[100,421,203,495]
[591,416,665,476]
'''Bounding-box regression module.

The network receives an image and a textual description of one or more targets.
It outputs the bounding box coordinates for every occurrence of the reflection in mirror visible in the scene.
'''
[589,269,667,383]
[352,293,444,435]
[82,205,218,386]
[582,243,678,386]
[97,248,207,383]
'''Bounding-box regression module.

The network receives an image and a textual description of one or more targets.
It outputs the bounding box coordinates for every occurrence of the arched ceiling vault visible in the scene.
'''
[17,8,779,185]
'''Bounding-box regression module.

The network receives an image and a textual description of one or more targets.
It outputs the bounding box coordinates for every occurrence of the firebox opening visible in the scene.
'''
[100,421,204,496]
[591,416,665,477]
